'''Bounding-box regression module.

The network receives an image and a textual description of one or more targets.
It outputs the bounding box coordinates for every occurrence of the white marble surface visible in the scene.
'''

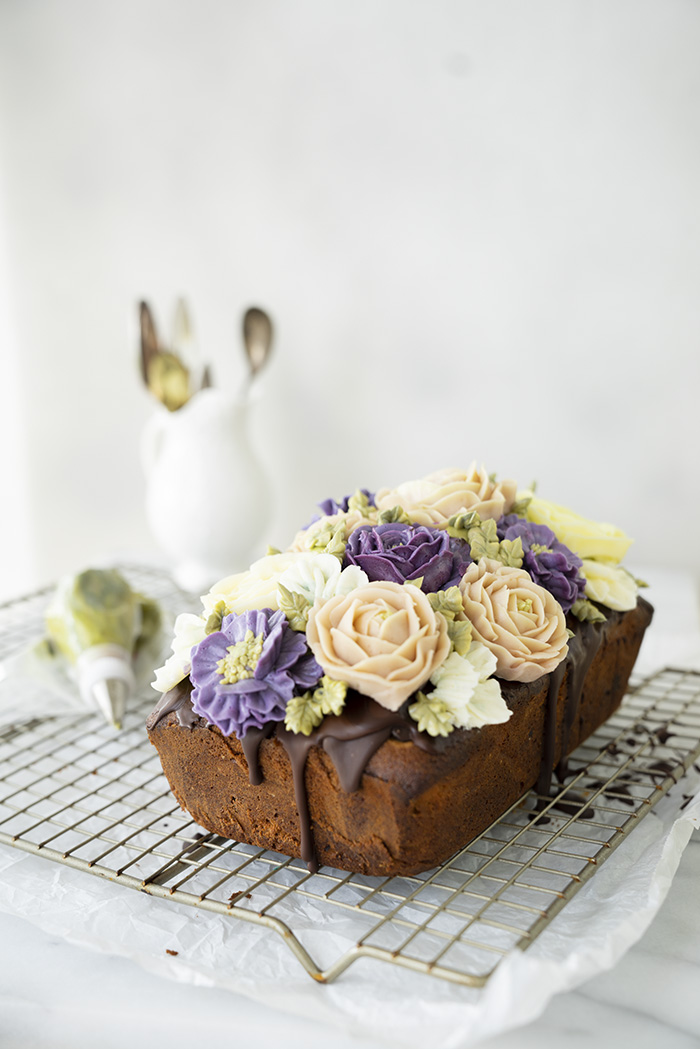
[0,831,697,1049]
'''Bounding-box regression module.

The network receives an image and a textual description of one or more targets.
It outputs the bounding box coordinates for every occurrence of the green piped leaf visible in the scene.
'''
[284,676,347,734]
[278,584,312,631]
[347,489,374,515]
[467,518,500,561]
[498,536,524,569]
[428,586,464,621]
[284,692,324,736]
[447,618,472,656]
[265,545,282,556]
[446,511,480,541]
[377,505,411,525]
[405,576,424,590]
[314,676,347,717]
[408,691,454,738]
[571,598,607,624]
[308,518,347,559]
[204,600,227,635]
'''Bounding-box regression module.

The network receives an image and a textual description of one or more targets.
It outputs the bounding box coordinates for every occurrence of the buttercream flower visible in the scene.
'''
[581,559,638,612]
[314,488,376,522]
[525,496,632,564]
[306,580,451,710]
[409,644,512,736]
[278,553,369,607]
[375,463,517,527]
[497,519,585,614]
[344,523,472,593]
[459,558,569,682]
[152,612,207,693]
[202,553,300,617]
[190,608,322,738]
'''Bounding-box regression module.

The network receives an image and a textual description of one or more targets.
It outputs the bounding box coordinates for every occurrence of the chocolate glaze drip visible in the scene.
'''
[276,692,440,872]
[240,724,275,786]
[146,678,197,730]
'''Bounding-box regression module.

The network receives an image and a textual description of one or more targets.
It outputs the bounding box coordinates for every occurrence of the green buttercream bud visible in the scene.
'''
[278,584,312,631]
[204,599,227,635]
[284,692,324,736]
[314,676,347,717]
[377,505,411,525]
[571,598,607,624]
[497,536,524,569]
[408,691,454,738]
[266,545,282,556]
[428,586,464,621]
[447,618,472,656]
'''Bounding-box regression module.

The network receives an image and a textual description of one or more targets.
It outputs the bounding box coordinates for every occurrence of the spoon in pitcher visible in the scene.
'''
[241,306,274,398]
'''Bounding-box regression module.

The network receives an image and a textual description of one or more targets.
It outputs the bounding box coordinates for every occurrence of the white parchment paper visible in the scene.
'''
[0,781,697,1049]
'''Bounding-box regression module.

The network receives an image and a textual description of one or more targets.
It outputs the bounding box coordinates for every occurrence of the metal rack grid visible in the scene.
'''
[0,567,698,987]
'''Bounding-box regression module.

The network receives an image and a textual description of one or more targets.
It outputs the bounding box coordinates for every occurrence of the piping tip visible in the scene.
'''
[90,677,129,729]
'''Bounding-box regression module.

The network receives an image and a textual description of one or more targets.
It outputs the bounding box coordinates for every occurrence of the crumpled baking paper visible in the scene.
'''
[0,778,697,1049]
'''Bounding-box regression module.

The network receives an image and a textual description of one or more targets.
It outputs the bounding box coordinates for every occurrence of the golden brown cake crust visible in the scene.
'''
[147,599,652,876]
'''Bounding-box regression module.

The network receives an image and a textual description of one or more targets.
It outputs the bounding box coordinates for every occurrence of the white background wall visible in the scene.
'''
[0,0,698,601]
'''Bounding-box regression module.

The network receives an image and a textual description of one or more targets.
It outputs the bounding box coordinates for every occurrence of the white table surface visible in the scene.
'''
[0,832,698,1049]
[1,566,698,1049]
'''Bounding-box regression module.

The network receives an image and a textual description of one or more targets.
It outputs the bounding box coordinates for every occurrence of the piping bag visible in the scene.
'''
[43,568,162,729]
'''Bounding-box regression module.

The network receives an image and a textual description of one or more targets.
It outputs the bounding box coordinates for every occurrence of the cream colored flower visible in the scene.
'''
[278,553,368,607]
[375,463,517,527]
[428,644,512,730]
[152,612,207,693]
[202,553,300,617]
[306,580,451,710]
[459,558,569,682]
[526,496,632,564]
[581,559,638,611]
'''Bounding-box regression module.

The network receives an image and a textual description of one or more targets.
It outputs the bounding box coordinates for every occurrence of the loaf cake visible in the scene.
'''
[147,465,653,876]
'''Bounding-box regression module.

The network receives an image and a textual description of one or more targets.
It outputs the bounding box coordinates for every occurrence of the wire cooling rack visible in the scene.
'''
[0,566,698,987]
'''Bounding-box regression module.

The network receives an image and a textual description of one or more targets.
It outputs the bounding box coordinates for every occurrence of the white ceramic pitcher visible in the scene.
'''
[142,387,271,593]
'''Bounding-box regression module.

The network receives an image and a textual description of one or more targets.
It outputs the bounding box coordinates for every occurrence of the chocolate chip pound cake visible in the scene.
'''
[147,465,653,875]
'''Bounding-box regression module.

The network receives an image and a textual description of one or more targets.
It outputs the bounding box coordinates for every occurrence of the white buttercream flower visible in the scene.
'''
[202,553,301,617]
[278,553,368,607]
[581,559,638,612]
[152,612,207,693]
[429,644,512,730]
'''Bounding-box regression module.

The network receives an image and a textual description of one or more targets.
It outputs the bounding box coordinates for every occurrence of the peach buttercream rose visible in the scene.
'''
[306,580,451,711]
[459,558,569,682]
[375,463,517,527]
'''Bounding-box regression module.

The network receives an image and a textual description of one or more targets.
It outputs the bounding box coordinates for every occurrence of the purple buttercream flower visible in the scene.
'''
[190,608,322,738]
[343,523,472,593]
[303,489,376,529]
[317,488,375,518]
[500,519,586,614]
